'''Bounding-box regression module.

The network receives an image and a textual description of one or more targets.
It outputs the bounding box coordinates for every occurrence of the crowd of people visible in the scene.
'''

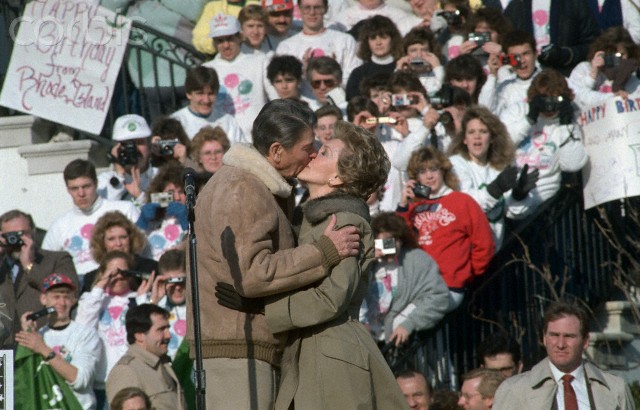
[1,0,640,408]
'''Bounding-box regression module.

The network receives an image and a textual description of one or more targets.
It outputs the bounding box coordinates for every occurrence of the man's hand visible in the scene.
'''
[15,329,49,355]
[18,233,36,270]
[124,166,142,199]
[215,282,264,314]
[322,214,360,258]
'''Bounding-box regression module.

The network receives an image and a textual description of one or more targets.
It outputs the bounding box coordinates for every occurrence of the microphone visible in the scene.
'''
[26,306,55,321]
[183,167,197,200]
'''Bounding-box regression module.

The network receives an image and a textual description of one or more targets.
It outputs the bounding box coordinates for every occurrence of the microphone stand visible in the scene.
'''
[186,192,206,410]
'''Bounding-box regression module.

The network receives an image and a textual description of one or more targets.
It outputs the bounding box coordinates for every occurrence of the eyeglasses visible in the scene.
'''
[200,149,225,157]
[300,5,325,13]
[458,392,482,402]
[310,78,336,89]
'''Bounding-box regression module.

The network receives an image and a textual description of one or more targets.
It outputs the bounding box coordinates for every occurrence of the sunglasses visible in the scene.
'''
[310,78,336,89]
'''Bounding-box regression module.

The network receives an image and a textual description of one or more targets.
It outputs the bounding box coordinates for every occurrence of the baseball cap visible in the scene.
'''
[112,114,152,142]
[262,0,294,12]
[42,273,76,293]
[209,14,241,38]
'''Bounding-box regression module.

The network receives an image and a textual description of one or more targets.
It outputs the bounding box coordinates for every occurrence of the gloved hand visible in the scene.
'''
[136,202,161,230]
[215,282,265,314]
[538,44,572,68]
[527,95,545,124]
[511,164,540,201]
[166,202,189,230]
[486,165,518,199]
[558,97,574,125]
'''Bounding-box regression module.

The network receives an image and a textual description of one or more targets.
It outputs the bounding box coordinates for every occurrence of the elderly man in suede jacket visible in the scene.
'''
[187,99,360,410]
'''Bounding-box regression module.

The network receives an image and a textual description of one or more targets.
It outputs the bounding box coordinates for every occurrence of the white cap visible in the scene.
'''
[112,114,152,141]
[208,13,241,38]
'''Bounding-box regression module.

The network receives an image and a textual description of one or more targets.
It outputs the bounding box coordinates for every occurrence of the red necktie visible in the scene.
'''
[562,374,579,410]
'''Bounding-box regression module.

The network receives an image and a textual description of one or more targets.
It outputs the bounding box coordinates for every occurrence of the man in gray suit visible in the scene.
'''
[493,302,634,410]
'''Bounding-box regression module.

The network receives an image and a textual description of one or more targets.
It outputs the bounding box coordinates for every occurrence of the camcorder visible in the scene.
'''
[155,139,179,156]
[438,10,462,26]
[365,117,398,125]
[499,53,523,68]
[374,238,396,255]
[468,32,491,47]
[150,192,173,208]
[167,276,186,284]
[413,183,432,199]
[540,95,564,112]
[109,141,140,166]
[392,94,420,107]
[1,231,24,247]
[603,53,622,68]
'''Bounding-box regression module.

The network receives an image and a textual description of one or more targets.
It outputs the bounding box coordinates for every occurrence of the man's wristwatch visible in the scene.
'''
[43,351,56,362]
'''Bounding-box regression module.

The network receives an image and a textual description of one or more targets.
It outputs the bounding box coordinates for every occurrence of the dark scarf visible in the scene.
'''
[587,0,622,30]
[302,192,370,225]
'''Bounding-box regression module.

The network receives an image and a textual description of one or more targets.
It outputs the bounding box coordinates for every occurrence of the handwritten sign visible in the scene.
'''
[580,97,640,209]
[0,0,131,135]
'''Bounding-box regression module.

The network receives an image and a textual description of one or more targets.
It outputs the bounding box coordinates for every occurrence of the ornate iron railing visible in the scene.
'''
[385,174,620,389]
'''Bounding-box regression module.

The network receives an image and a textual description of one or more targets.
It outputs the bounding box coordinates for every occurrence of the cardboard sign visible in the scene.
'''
[580,97,640,209]
[0,0,131,135]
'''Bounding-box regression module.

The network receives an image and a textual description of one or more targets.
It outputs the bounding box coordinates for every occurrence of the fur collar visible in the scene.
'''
[302,192,370,225]
[223,144,293,198]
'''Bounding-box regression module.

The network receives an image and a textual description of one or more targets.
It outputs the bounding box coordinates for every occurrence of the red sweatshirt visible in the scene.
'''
[397,191,495,289]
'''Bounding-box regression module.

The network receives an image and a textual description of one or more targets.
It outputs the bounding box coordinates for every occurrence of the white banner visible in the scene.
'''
[0,0,131,135]
[580,97,640,209]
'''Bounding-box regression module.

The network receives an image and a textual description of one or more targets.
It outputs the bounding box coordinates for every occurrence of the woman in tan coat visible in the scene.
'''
[218,121,409,409]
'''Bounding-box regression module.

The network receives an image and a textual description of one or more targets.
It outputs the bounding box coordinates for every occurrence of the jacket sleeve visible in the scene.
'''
[214,182,330,298]
[191,2,217,55]
[106,361,142,404]
[395,249,449,334]
[568,62,611,109]
[390,124,430,172]
[450,155,501,212]
[555,124,588,173]
[69,325,102,390]
[264,217,365,334]
[499,101,532,146]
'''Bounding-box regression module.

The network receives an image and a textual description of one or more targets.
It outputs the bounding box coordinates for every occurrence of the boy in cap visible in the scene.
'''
[202,13,270,137]
[15,273,102,410]
[97,114,158,207]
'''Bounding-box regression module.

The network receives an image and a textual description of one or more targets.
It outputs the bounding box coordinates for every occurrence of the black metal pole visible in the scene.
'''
[187,197,206,410]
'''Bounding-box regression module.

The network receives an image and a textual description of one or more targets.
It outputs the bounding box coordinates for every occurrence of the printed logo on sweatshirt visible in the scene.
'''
[218,73,254,116]
[413,205,456,246]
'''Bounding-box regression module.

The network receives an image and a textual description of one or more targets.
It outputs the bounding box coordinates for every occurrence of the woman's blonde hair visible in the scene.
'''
[90,211,146,263]
[333,121,390,199]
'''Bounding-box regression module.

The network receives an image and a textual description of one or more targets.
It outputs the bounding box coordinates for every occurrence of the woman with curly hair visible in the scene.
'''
[448,105,533,249]
[189,126,230,174]
[217,121,407,408]
[81,211,157,294]
[397,146,495,311]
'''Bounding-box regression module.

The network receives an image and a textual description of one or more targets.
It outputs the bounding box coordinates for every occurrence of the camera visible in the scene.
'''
[438,10,463,26]
[428,85,454,109]
[413,183,432,199]
[392,94,419,107]
[115,141,140,166]
[155,139,179,156]
[167,276,186,284]
[1,231,24,247]
[468,32,491,46]
[603,52,622,68]
[150,192,174,208]
[499,53,523,68]
[409,58,433,72]
[540,95,564,112]
[118,269,151,280]
[374,238,396,255]
[365,117,397,125]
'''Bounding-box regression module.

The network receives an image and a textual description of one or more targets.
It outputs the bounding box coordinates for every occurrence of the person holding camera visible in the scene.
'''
[397,146,495,311]
[136,163,189,261]
[448,106,539,250]
[0,210,79,348]
[568,27,640,110]
[136,250,187,360]
[98,114,158,208]
[478,30,541,116]
[396,27,445,95]
[499,69,588,219]
[76,250,151,409]
[360,212,449,346]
